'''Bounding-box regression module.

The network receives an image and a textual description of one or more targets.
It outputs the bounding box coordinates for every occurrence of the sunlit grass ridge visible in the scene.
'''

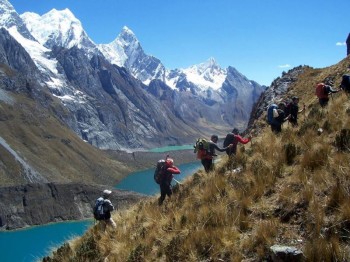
[45,56,350,261]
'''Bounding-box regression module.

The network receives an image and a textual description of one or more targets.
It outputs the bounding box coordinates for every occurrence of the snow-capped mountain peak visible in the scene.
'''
[98,25,165,84]
[182,58,227,90]
[0,0,35,40]
[118,26,137,44]
[193,57,220,73]
[0,0,16,24]
[20,8,96,51]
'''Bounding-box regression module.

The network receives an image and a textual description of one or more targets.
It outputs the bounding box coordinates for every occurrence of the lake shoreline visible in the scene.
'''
[106,148,198,177]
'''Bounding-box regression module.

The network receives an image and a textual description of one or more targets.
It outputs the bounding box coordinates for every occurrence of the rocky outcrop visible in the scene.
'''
[269,245,304,262]
[0,182,145,230]
[246,65,309,134]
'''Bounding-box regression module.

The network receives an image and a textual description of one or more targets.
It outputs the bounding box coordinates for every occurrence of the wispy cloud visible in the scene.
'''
[278,64,291,68]
[336,42,346,46]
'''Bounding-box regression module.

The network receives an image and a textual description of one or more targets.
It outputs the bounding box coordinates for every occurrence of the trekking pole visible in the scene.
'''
[173,178,182,185]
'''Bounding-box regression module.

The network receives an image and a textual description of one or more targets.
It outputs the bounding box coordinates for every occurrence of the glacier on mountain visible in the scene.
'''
[0,0,265,150]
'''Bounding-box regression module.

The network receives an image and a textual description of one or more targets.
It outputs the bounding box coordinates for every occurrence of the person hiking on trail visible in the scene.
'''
[201,135,233,173]
[315,81,340,107]
[340,66,350,94]
[158,158,181,206]
[267,102,290,133]
[94,189,116,230]
[223,129,251,156]
[285,96,305,127]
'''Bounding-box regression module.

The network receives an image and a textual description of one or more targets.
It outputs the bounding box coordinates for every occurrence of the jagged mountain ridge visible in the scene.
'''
[19,4,265,128]
[1,0,264,152]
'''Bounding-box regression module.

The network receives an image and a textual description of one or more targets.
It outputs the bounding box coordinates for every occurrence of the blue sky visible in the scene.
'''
[8,0,349,86]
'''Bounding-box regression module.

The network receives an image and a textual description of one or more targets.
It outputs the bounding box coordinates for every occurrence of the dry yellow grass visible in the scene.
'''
[44,56,350,261]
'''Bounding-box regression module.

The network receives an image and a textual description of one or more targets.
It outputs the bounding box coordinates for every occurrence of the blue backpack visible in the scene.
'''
[267,104,278,124]
[93,197,105,220]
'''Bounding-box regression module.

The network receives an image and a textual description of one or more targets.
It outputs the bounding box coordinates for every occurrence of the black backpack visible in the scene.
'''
[154,159,166,184]
[93,197,105,220]
[341,74,350,92]
[284,102,293,117]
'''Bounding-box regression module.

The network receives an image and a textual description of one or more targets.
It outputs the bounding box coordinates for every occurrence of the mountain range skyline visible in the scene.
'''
[0,0,265,152]
[18,6,247,92]
[8,0,350,86]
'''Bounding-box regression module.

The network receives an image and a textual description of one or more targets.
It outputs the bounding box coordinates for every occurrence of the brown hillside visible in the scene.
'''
[44,57,350,261]
[0,91,130,186]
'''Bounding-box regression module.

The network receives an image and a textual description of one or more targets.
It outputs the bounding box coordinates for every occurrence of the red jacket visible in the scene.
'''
[224,133,250,155]
[162,166,181,182]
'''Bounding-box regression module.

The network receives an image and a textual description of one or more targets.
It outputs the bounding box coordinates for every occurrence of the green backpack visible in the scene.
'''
[193,138,209,159]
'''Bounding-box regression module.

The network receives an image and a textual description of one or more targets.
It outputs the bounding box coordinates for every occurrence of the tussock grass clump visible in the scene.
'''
[42,243,73,262]
[335,129,350,152]
[242,219,279,259]
[304,236,344,262]
[284,142,298,165]
[297,118,319,136]
[300,142,331,171]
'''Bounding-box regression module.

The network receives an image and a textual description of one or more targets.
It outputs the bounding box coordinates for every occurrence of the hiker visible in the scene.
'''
[285,96,305,127]
[315,82,340,107]
[267,102,290,133]
[158,158,181,206]
[223,128,251,156]
[201,135,233,173]
[340,67,350,94]
[94,189,116,230]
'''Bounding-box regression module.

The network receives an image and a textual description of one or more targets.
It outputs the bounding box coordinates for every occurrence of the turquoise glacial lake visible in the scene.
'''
[0,159,202,262]
[0,220,93,262]
[147,144,193,153]
[115,161,202,195]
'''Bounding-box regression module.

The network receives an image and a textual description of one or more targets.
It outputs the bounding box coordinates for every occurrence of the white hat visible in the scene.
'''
[103,189,112,196]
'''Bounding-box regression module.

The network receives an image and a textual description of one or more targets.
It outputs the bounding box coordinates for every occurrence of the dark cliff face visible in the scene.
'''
[0,28,71,113]
[50,46,202,149]
[0,28,37,76]
[0,183,145,230]
[147,79,233,137]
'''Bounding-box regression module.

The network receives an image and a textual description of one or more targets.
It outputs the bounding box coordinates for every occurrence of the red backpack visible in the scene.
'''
[315,83,327,99]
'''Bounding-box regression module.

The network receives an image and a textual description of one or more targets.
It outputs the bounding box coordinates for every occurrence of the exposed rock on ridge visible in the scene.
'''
[247,65,309,132]
[0,182,145,230]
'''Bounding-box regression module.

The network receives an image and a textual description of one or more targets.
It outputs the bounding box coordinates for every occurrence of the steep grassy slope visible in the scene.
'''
[0,89,131,186]
[44,57,350,261]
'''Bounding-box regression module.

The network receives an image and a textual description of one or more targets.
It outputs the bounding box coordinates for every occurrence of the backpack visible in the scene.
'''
[275,109,286,123]
[193,138,209,159]
[93,197,105,220]
[154,159,166,184]
[341,74,350,92]
[315,83,327,98]
[223,133,237,148]
[284,101,293,117]
[267,104,278,124]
